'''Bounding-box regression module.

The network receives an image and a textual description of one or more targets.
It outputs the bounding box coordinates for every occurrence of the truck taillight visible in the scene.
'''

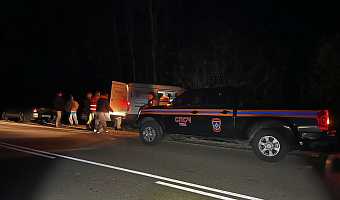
[32,108,40,112]
[317,110,329,131]
[127,101,131,111]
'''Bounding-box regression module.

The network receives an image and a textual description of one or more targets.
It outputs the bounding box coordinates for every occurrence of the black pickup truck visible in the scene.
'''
[136,87,336,162]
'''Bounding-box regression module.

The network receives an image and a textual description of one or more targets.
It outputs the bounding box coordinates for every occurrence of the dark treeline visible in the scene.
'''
[1,0,340,112]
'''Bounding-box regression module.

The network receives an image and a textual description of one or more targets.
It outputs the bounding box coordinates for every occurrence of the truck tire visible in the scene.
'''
[252,129,289,162]
[139,121,162,146]
[19,113,27,123]
[48,115,57,123]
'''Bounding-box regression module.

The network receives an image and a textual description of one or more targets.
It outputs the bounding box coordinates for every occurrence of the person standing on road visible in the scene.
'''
[53,91,65,128]
[84,92,92,130]
[65,95,79,126]
[53,92,65,128]
[90,91,100,131]
[95,92,113,134]
[114,116,122,130]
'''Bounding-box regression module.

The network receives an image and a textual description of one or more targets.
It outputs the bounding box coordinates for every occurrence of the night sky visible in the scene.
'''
[1,0,340,111]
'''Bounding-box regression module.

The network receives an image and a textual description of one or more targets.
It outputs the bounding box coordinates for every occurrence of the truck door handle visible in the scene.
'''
[220,110,230,114]
[191,110,199,114]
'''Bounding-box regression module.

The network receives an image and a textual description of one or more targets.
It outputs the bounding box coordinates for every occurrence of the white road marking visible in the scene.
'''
[0,142,263,200]
[0,144,55,159]
[0,126,89,134]
[155,181,236,200]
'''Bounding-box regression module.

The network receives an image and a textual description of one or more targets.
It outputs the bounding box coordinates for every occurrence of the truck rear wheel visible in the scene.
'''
[252,130,288,162]
[139,121,162,146]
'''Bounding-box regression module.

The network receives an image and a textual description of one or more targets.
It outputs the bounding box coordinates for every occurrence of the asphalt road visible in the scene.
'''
[0,121,340,200]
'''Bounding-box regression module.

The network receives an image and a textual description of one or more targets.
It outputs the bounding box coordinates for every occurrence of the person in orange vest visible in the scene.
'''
[146,92,159,107]
[89,91,100,131]
[159,94,170,106]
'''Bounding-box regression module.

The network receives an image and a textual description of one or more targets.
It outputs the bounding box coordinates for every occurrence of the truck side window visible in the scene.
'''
[182,95,201,107]
[207,89,236,107]
[239,86,262,108]
[173,92,202,108]
[192,97,200,105]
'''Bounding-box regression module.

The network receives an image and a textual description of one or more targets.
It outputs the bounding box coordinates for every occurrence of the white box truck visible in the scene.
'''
[109,81,185,126]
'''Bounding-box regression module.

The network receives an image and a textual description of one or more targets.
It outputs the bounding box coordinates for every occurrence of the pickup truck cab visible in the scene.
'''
[136,87,335,162]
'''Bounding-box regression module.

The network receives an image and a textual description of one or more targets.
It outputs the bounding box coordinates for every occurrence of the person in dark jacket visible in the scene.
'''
[84,92,92,129]
[53,91,65,128]
[95,92,113,134]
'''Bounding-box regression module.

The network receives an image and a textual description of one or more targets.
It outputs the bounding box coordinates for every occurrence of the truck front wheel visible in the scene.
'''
[252,130,289,162]
[139,121,162,146]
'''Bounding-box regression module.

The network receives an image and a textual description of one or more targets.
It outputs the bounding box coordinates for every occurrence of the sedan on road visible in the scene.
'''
[1,106,56,123]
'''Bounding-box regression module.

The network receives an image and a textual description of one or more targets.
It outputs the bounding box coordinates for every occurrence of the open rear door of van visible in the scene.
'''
[110,81,128,117]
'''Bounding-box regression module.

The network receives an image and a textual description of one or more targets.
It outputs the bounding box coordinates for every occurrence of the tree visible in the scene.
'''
[307,33,340,111]
[173,27,286,105]
[128,0,137,82]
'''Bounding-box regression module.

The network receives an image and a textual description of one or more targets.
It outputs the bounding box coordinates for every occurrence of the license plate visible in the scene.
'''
[42,115,51,118]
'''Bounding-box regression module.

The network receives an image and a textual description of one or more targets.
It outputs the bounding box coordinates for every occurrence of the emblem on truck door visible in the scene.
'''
[212,118,221,132]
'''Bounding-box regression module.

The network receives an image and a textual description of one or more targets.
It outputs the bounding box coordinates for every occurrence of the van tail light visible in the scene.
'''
[317,110,329,131]
[127,101,131,111]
